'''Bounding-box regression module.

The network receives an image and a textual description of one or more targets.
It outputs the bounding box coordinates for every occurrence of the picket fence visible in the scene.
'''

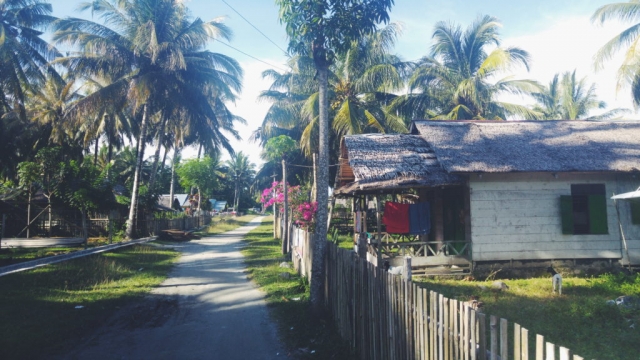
[286,225,585,360]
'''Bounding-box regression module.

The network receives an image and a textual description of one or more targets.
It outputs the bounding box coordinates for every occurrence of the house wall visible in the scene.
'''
[469,172,640,264]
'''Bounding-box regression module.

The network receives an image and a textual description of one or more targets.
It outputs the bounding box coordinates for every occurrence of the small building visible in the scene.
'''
[335,120,640,273]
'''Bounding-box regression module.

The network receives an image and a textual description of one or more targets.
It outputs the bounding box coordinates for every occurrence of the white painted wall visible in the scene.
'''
[469,173,640,264]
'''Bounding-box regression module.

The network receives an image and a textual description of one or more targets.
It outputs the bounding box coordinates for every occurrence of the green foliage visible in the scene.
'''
[58,161,116,212]
[262,135,298,162]
[276,0,394,67]
[176,156,221,203]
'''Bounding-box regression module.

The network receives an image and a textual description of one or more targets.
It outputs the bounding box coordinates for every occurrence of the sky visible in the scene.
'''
[49,0,636,167]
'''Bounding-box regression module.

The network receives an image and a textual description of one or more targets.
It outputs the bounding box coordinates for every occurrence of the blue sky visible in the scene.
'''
[49,0,635,164]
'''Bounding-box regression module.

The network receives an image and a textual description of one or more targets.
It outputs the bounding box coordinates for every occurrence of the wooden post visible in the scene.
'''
[500,319,508,360]
[514,323,521,360]
[522,328,529,360]
[375,195,383,266]
[536,335,544,360]
[282,160,288,254]
[434,188,444,250]
[559,347,570,360]
[490,316,498,360]
[478,313,487,360]
[546,342,555,360]
[312,153,317,202]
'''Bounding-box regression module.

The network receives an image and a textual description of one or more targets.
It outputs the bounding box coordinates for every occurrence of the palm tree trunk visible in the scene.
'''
[311,63,329,311]
[94,137,99,166]
[148,116,167,189]
[170,147,180,210]
[125,104,149,239]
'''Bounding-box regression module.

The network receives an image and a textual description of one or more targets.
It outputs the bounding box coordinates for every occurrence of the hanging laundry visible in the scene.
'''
[409,202,431,235]
[382,202,410,233]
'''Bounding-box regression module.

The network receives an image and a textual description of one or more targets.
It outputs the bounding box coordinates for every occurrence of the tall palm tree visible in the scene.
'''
[53,0,243,238]
[392,15,542,120]
[225,152,255,211]
[27,75,84,157]
[532,70,629,120]
[592,1,640,106]
[0,0,61,121]
[257,24,407,157]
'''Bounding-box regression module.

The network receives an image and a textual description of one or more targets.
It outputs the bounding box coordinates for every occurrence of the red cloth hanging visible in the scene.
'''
[382,202,410,234]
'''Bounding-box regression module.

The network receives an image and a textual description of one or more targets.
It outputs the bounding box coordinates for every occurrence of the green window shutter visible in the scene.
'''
[630,201,640,225]
[560,195,574,235]
[588,194,608,234]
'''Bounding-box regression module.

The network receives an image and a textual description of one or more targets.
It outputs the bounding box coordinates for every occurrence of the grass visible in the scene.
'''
[0,244,179,360]
[0,237,136,267]
[242,218,353,359]
[204,214,259,235]
[414,273,640,360]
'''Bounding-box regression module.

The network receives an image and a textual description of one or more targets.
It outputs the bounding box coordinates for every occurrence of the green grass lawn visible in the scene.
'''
[242,218,352,359]
[0,244,178,359]
[415,274,640,360]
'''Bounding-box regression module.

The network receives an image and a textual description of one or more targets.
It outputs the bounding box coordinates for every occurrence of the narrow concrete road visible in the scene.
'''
[64,217,285,360]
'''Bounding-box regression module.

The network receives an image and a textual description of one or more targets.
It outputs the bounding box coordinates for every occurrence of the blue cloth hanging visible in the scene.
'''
[409,202,431,235]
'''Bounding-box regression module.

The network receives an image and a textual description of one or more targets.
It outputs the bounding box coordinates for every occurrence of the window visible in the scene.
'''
[560,184,608,235]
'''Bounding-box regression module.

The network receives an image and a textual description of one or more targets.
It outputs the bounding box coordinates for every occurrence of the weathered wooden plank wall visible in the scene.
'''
[469,173,628,261]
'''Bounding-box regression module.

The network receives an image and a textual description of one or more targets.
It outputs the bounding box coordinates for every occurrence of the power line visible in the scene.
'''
[220,0,289,55]
[216,40,288,72]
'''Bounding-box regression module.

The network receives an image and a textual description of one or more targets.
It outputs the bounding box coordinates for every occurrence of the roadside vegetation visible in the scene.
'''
[242,218,352,359]
[415,273,640,360]
[0,244,178,359]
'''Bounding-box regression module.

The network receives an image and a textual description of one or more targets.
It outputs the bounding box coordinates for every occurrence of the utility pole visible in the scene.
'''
[282,159,288,254]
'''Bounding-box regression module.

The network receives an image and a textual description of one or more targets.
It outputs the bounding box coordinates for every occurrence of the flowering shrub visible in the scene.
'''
[261,181,318,230]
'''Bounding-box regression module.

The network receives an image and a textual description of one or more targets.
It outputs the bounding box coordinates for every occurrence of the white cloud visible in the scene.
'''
[181,58,284,167]
[502,15,636,116]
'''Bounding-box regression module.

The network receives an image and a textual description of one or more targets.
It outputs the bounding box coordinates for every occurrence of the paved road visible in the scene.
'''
[64,217,285,360]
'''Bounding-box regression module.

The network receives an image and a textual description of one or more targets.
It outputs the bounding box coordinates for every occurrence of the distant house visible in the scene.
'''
[335,121,640,271]
[158,194,189,211]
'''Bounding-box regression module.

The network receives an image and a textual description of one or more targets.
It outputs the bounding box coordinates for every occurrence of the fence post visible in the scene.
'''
[500,319,508,360]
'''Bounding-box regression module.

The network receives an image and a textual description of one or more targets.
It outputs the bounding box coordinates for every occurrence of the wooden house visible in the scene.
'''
[334,120,640,273]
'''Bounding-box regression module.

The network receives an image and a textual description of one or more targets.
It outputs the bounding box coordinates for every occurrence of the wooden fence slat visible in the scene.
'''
[500,319,508,360]
[559,347,570,360]
[470,309,477,360]
[572,356,584,360]
[546,342,555,360]
[514,323,521,360]
[464,304,470,360]
[444,298,450,360]
[453,300,460,360]
[536,335,544,360]
[439,294,444,360]
[423,288,428,360]
[490,316,498,360]
[478,313,487,360]
[521,328,529,360]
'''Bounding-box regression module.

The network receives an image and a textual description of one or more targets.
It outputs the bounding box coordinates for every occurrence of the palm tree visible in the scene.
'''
[392,15,542,120]
[592,1,640,106]
[53,0,243,238]
[225,152,256,212]
[257,24,407,157]
[27,75,85,157]
[532,71,629,120]
[0,0,61,121]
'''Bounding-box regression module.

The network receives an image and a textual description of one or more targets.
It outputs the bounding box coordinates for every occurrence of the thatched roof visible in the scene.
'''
[412,120,640,173]
[335,134,464,195]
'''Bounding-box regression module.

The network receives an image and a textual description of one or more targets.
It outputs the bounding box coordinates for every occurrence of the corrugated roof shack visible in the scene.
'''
[335,121,640,275]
